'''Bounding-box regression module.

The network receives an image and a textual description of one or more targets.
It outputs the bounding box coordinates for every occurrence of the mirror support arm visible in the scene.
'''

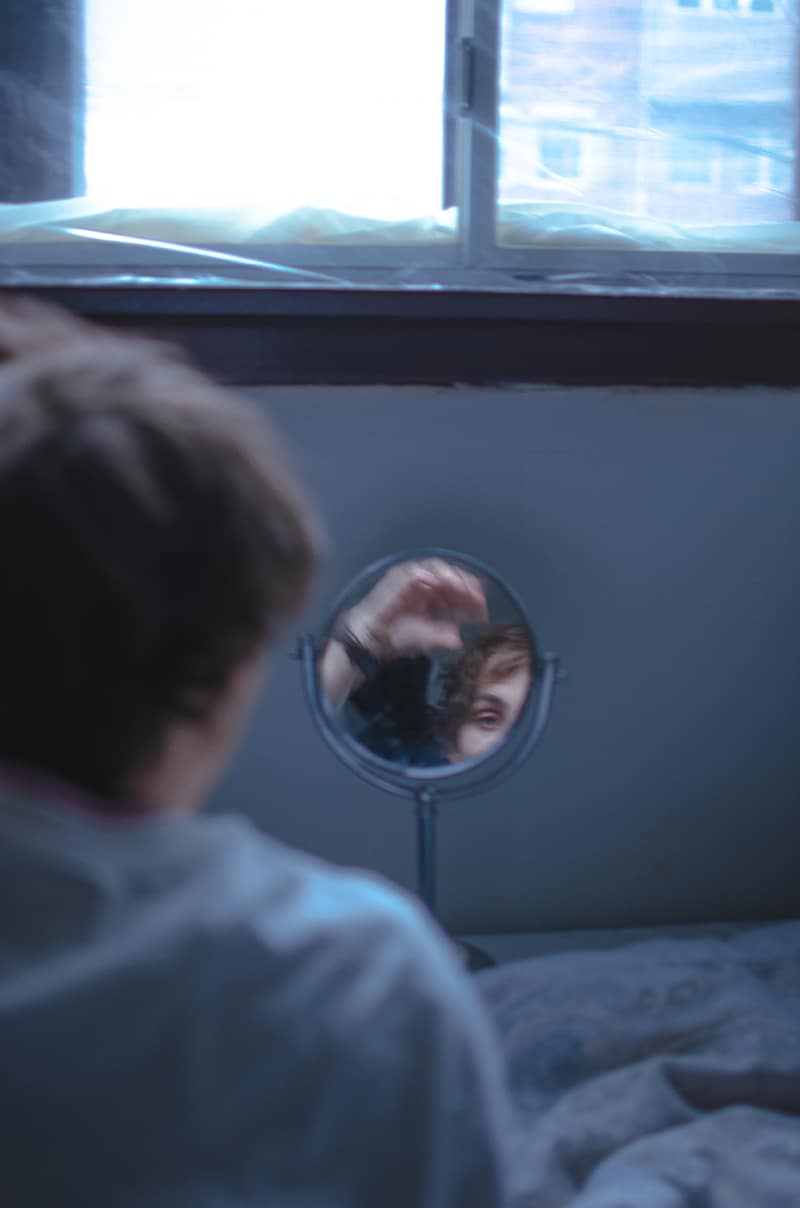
[415,788,439,916]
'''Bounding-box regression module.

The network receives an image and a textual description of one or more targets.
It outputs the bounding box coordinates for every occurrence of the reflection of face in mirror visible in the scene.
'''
[440,626,532,764]
[318,559,534,769]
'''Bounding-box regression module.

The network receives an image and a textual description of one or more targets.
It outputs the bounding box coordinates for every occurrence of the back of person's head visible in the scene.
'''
[0,300,319,804]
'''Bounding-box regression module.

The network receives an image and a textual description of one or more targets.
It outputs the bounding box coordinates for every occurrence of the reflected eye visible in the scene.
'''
[471,711,502,731]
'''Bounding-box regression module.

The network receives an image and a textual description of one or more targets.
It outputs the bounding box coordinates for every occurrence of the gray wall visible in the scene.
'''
[210,383,800,935]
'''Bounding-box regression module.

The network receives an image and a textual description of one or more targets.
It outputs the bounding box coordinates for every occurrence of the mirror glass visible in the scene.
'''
[316,556,536,771]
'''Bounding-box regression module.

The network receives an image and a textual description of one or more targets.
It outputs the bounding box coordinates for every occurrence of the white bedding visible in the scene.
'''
[478,920,800,1207]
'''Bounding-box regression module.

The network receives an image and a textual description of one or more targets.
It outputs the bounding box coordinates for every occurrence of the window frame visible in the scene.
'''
[4,0,793,283]
[2,0,800,388]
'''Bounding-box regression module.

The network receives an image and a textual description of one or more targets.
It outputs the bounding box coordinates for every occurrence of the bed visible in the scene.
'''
[467,921,800,1206]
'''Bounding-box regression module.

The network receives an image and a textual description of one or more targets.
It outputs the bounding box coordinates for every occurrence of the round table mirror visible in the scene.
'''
[296,549,561,970]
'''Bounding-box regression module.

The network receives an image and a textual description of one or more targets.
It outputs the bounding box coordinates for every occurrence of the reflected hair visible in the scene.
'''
[437,623,536,750]
[0,300,320,804]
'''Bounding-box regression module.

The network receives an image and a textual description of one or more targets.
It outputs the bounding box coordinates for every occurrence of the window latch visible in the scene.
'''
[459,36,476,115]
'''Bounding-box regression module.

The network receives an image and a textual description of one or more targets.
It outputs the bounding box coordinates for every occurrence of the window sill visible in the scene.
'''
[2,281,799,388]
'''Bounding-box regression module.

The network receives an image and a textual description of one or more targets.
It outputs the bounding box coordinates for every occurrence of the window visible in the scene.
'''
[1,0,799,294]
[667,139,716,187]
[675,0,777,11]
[736,143,793,192]
[538,133,583,181]
[498,0,796,236]
[516,0,575,12]
[84,0,446,221]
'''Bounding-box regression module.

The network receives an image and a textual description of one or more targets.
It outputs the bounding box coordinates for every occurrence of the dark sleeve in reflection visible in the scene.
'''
[343,656,447,767]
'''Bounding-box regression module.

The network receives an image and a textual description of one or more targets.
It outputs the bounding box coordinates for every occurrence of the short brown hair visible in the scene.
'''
[0,300,319,803]
[438,623,536,750]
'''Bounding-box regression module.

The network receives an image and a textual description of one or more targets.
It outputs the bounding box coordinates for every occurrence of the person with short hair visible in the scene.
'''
[439,624,535,763]
[320,562,534,767]
[0,301,510,1207]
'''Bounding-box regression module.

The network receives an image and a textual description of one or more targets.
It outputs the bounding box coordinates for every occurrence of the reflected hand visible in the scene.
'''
[342,558,488,660]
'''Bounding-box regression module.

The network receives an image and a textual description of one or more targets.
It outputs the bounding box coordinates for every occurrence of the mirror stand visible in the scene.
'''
[295,548,561,977]
[414,787,494,971]
[414,787,437,914]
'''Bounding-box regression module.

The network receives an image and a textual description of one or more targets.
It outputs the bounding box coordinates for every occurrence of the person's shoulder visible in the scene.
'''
[191,812,473,1028]
[225,813,454,966]
[188,812,438,951]
[210,820,497,1085]
[184,820,510,1208]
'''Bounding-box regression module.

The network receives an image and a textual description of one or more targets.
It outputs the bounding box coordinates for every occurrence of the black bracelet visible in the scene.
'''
[336,627,382,680]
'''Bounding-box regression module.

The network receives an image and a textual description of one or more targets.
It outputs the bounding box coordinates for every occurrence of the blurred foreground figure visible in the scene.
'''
[0,301,509,1208]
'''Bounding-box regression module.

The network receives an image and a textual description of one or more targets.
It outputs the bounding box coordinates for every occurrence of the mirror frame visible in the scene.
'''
[297,547,561,803]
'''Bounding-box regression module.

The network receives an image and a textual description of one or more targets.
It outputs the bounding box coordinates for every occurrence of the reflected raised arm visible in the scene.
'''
[319,559,488,710]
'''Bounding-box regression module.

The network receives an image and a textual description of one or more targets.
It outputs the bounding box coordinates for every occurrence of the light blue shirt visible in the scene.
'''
[0,779,510,1207]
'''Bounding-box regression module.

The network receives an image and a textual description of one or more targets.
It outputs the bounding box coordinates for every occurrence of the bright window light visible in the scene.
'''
[84,1,446,220]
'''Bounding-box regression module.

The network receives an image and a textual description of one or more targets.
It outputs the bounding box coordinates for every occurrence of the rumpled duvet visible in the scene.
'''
[478,921,800,1207]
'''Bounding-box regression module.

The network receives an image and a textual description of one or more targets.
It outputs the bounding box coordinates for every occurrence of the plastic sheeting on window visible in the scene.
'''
[2,0,800,296]
[3,197,800,295]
